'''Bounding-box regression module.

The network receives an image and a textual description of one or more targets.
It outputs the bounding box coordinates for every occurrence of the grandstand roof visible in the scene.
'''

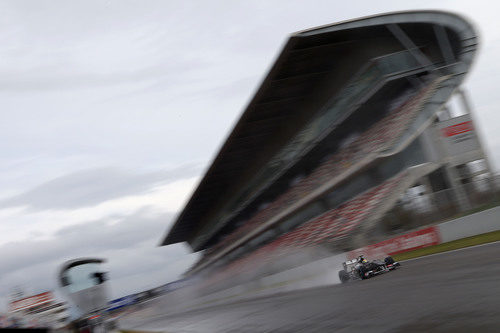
[161,10,477,251]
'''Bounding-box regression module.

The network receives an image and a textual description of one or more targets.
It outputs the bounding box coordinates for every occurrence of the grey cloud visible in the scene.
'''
[1,208,171,274]
[0,60,206,92]
[0,165,200,211]
[0,207,197,306]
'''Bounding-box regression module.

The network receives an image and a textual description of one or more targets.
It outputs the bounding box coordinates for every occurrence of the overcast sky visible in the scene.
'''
[0,0,499,311]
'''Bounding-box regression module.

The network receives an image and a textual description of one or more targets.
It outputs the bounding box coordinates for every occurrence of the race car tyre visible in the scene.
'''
[357,266,367,279]
[384,256,395,265]
[338,270,350,283]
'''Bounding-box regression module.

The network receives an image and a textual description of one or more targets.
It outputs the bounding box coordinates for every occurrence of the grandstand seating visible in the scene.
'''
[201,77,443,265]
[274,172,404,249]
[200,170,408,289]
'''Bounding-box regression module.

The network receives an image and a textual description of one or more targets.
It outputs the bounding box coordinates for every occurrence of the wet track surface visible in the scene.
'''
[121,242,500,332]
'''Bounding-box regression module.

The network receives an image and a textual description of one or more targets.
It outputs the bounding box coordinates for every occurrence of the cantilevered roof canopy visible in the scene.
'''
[161,10,477,250]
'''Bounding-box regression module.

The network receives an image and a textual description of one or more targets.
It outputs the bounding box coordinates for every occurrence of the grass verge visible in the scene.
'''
[393,230,500,261]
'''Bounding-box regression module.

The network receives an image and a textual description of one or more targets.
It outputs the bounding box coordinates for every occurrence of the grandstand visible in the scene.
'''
[161,11,491,287]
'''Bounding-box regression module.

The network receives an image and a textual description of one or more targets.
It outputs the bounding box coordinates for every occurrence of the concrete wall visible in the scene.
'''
[437,205,500,243]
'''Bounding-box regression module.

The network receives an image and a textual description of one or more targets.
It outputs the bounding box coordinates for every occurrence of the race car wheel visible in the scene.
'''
[384,256,395,265]
[338,270,350,283]
[357,266,367,279]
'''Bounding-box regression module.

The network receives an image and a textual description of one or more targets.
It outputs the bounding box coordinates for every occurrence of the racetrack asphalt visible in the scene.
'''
[119,241,500,332]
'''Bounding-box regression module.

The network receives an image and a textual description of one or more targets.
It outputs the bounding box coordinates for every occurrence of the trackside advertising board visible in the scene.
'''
[108,295,137,311]
[437,114,480,157]
[9,291,53,312]
[348,226,441,259]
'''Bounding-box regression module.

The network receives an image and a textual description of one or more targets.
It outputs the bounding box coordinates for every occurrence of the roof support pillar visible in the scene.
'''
[456,89,494,176]
[386,24,435,71]
[433,24,456,65]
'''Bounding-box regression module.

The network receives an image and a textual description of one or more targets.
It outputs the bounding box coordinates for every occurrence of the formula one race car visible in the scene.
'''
[338,255,400,283]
